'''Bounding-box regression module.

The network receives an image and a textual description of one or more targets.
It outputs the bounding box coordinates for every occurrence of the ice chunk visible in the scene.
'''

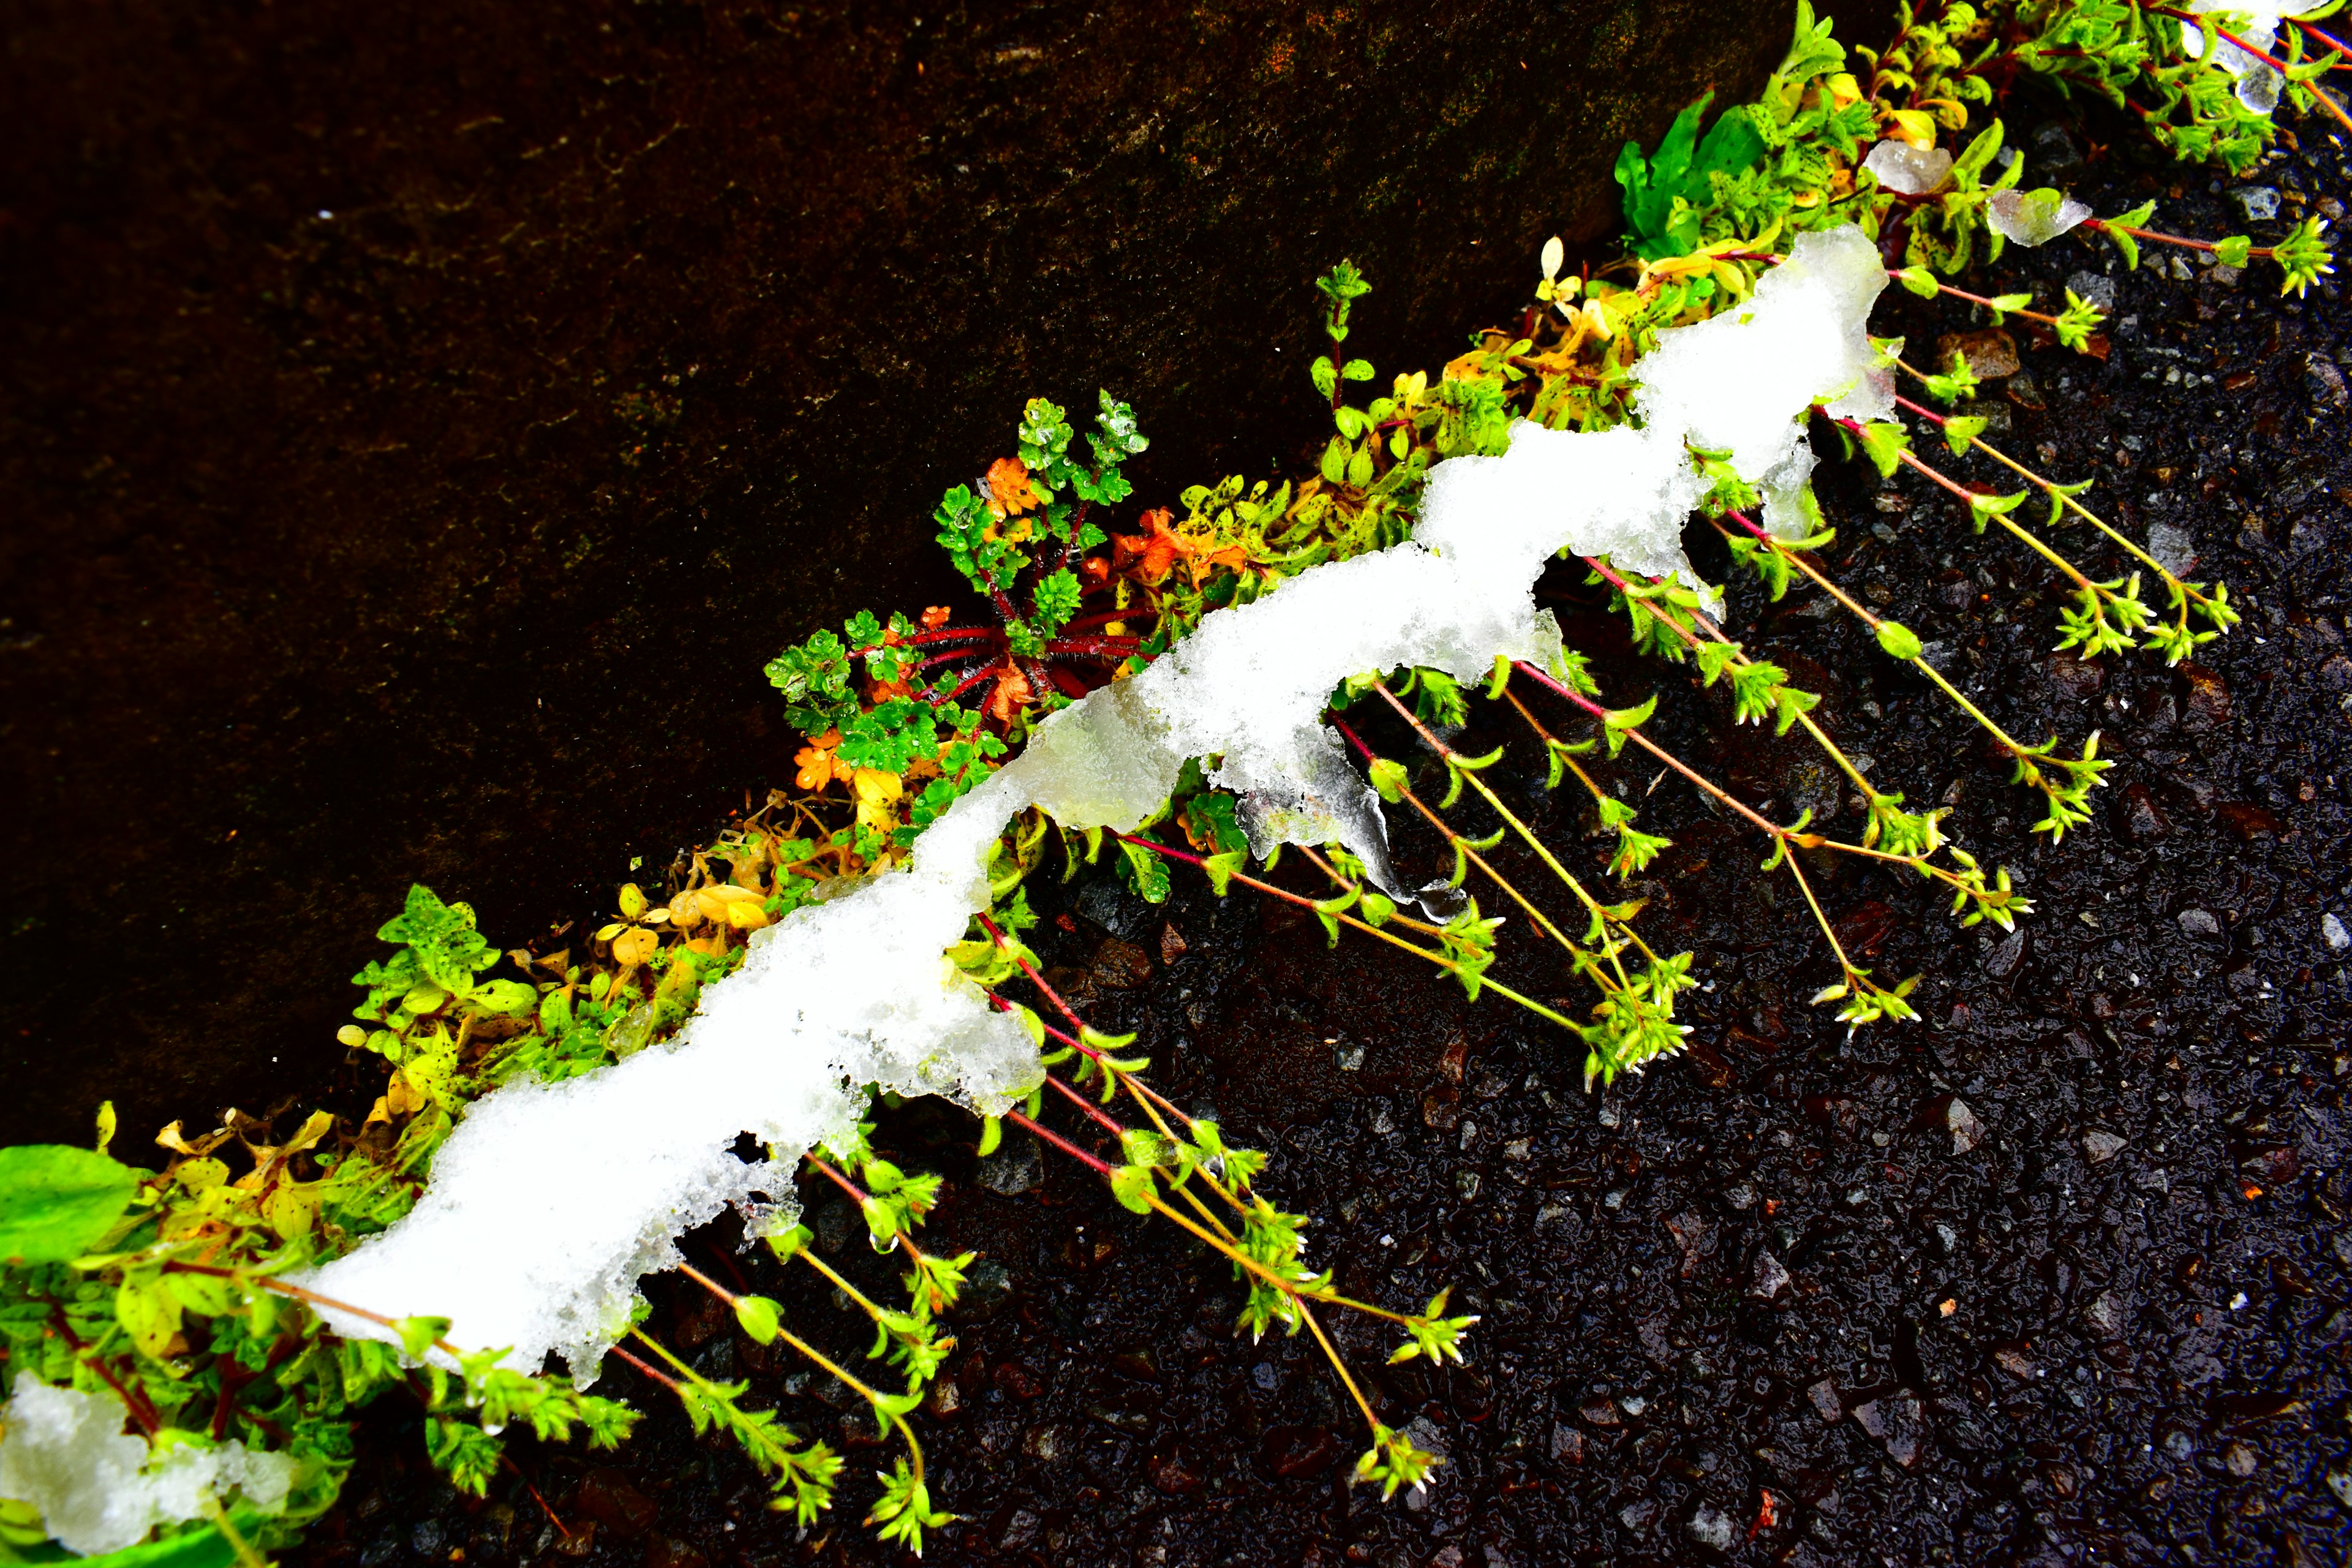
[304,225,1892,1387]
[1863,140,1954,195]
[0,1376,292,1556]
[2176,0,2288,112]
[1988,188,2094,247]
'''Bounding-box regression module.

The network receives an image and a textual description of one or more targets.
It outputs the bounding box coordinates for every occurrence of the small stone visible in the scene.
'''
[1983,929,2026,980]
[2226,1441,2258,1478]
[976,1130,1045,1195]
[2233,185,2282,222]
[2117,783,2171,843]
[1455,1170,1481,1200]
[1750,1250,1791,1300]
[2082,1129,2127,1164]
[1937,328,2022,380]
[1725,1183,1757,1210]
[1502,1137,1531,1161]
[2178,908,2223,939]
[1534,1204,1583,1253]
[2327,1464,2352,1511]
[2065,270,2117,312]
[2031,121,2085,173]
[948,1257,1014,1322]
[1549,1422,1585,1464]
[1618,1498,1659,1532]
[1334,1040,1366,1071]
[1687,1504,1736,1553]
[2324,913,2350,953]
[2084,1289,2132,1338]
[1808,1378,1843,1423]
[997,1508,1041,1550]
[1090,936,1155,990]
[575,1469,658,1539]
[1942,1097,1986,1155]
[1850,1393,1929,1468]
[2146,519,2198,576]
[2182,663,2231,733]
[2306,355,2348,410]
[2047,653,2104,698]
[1258,1424,1338,1480]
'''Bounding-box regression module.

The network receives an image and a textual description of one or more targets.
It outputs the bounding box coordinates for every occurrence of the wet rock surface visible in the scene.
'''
[0,0,1795,1146]
[216,73,2352,1568]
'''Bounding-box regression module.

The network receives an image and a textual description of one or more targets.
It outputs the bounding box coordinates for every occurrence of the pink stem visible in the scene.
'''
[1005,1107,1117,1175]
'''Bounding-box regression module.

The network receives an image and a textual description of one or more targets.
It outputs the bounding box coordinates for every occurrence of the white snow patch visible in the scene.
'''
[0,1376,294,1556]
[302,225,1890,1384]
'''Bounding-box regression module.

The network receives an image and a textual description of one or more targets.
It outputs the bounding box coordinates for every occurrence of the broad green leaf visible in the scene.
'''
[0,1145,139,1265]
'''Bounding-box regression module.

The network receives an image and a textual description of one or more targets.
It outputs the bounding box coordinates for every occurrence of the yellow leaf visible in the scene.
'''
[1884,108,1936,149]
[612,926,661,968]
[618,883,649,920]
[265,1185,319,1242]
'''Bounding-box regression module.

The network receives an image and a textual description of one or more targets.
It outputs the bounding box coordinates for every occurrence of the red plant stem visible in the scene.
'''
[1003,1107,1117,1176]
[2154,7,2340,74]
[2296,18,2352,65]
[1042,636,1144,657]
[800,1155,933,1264]
[1326,711,1378,764]
[987,992,1102,1063]
[920,646,999,671]
[1044,663,1091,700]
[1115,829,1208,869]
[1044,1071,1126,1137]
[1512,659,1786,840]
[609,1344,681,1392]
[504,1456,573,1540]
[935,663,1001,707]
[1894,393,1950,424]
[976,913,1085,1032]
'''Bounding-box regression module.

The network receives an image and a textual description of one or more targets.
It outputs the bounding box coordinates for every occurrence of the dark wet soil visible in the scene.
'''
[0,0,1797,1150]
[285,104,2352,1568]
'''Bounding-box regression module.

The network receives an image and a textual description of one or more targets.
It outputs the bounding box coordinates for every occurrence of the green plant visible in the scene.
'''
[6,0,2306,1557]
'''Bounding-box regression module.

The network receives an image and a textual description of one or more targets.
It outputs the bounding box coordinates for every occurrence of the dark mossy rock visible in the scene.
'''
[0,0,1809,1142]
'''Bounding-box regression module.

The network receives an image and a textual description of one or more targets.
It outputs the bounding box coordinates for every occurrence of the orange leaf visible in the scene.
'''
[920,605,952,630]
[793,729,853,792]
[987,664,1033,724]
[986,457,1042,519]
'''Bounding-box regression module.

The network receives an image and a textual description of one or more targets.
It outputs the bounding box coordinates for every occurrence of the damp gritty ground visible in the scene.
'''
[290,112,2352,1567]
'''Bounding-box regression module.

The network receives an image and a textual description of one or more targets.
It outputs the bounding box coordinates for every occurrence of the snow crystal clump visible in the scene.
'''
[2177,0,2287,112]
[0,1376,293,1556]
[304,224,1890,1384]
[1988,188,2094,247]
[1863,140,1954,195]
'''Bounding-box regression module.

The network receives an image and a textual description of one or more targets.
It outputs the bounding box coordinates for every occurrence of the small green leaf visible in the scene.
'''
[1109,1164,1155,1214]
[395,1314,453,1359]
[734,1295,783,1345]
[1875,620,1923,662]
[976,1116,1003,1157]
